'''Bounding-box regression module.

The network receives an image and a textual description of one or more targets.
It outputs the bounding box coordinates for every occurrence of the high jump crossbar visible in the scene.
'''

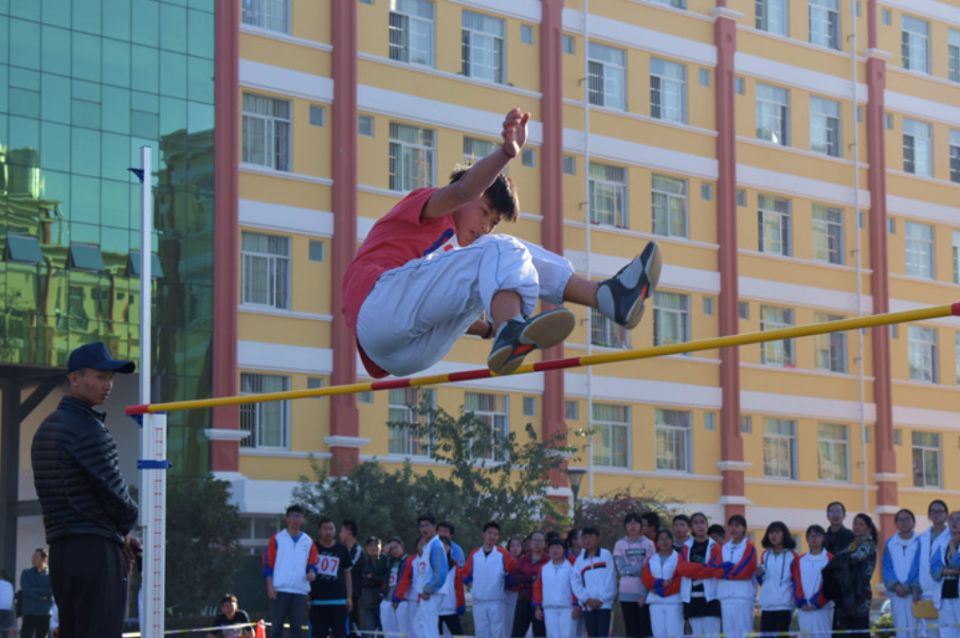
[126,302,960,416]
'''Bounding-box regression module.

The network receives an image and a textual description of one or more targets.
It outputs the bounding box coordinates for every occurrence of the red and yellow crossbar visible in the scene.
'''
[125,302,960,415]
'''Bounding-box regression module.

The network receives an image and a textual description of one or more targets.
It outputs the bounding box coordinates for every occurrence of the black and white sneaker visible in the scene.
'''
[596,241,662,330]
[487,308,576,376]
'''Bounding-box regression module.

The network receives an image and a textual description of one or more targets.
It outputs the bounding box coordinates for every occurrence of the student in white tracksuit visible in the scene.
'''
[709,514,757,638]
[757,521,798,635]
[678,513,722,638]
[884,509,923,638]
[570,528,617,638]
[931,513,960,638]
[464,522,515,638]
[535,539,577,638]
[381,539,409,638]
[793,525,834,638]
[642,530,684,638]
[920,501,951,638]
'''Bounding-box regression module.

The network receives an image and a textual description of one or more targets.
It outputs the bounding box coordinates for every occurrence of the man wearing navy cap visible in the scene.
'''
[31,342,141,638]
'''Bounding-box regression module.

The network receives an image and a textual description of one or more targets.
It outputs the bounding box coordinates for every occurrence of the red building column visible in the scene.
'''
[210,0,241,472]
[539,0,568,489]
[712,4,746,519]
[329,0,361,476]
[865,0,897,540]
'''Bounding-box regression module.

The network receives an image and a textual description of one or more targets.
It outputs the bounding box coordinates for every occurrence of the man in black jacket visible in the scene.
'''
[31,342,141,638]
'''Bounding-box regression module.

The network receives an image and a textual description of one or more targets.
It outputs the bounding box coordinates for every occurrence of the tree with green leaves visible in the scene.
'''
[293,400,576,546]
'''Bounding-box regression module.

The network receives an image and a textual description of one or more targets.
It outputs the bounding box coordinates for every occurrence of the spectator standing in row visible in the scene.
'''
[0,571,13,637]
[919,500,950,637]
[824,501,854,557]
[263,504,318,638]
[310,519,352,638]
[409,514,448,638]
[794,525,833,638]
[756,521,797,636]
[571,527,616,637]
[437,522,466,567]
[707,525,725,546]
[338,521,363,637]
[642,529,683,638]
[504,536,524,635]
[206,594,254,638]
[677,512,721,638]
[883,509,922,638]
[377,537,407,638]
[437,537,466,636]
[534,536,577,638]
[931,512,960,638]
[672,516,691,552]
[511,529,548,637]
[613,513,655,638]
[830,513,878,634]
[392,539,422,638]
[357,537,383,635]
[20,548,53,638]
[711,514,757,638]
[464,521,514,638]
[32,343,141,638]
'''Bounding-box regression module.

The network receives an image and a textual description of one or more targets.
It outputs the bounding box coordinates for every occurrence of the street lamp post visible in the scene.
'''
[566,467,587,524]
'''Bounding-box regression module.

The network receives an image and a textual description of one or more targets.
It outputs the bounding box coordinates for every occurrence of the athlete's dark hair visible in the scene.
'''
[437,521,455,536]
[673,514,691,526]
[624,512,642,526]
[727,514,748,528]
[826,501,846,515]
[929,500,949,515]
[707,524,726,538]
[341,520,358,538]
[806,525,827,538]
[417,513,437,527]
[286,504,304,516]
[761,521,796,550]
[449,168,519,222]
[641,512,662,531]
[895,509,916,524]
[854,513,879,543]
[482,521,501,533]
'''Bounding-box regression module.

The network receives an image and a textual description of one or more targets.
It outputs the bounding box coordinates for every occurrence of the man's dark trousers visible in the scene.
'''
[270,592,307,638]
[50,535,128,638]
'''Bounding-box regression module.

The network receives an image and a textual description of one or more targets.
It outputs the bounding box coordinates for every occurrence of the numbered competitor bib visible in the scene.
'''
[317,555,341,578]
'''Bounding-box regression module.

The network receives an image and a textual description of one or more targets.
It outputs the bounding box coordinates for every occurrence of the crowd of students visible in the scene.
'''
[259,499,960,638]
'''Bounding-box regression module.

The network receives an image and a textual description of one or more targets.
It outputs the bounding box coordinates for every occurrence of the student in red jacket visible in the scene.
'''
[642,530,683,638]
[708,514,757,638]
[511,530,549,637]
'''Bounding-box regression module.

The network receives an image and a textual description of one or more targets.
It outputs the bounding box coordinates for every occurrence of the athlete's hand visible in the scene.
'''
[306,571,316,582]
[501,107,530,158]
[346,598,353,612]
[266,582,277,600]
[534,608,544,621]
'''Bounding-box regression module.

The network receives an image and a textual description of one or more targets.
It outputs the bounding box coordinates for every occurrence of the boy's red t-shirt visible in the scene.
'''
[343,188,456,375]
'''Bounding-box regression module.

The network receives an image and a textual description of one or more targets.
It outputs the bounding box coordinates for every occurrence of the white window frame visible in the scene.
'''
[763,418,797,479]
[651,175,688,238]
[653,291,690,347]
[955,332,960,385]
[904,221,935,279]
[952,230,960,284]
[812,205,844,265]
[950,30,960,82]
[650,0,686,7]
[815,313,847,373]
[242,0,289,33]
[241,232,291,310]
[817,423,850,482]
[590,308,631,349]
[588,42,627,110]
[389,122,435,192]
[387,387,435,457]
[810,96,841,157]
[758,195,791,256]
[756,84,790,146]
[592,403,630,468]
[465,392,509,461]
[650,57,687,124]
[903,118,933,177]
[461,10,505,84]
[242,93,291,171]
[463,137,498,165]
[809,0,840,49]
[950,130,960,184]
[912,431,942,488]
[761,305,795,366]
[588,162,628,227]
[239,373,291,449]
[902,16,931,74]
[756,0,788,36]
[655,409,691,472]
[908,325,939,383]
[388,0,436,67]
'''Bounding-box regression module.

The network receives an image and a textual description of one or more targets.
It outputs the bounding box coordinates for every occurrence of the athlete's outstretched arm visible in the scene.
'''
[421,107,529,220]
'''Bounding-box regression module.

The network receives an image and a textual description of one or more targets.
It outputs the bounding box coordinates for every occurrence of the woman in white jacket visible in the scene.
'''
[570,527,616,638]
[883,509,922,638]
[757,521,798,637]
[793,525,833,638]
[535,537,577,638]
[931,512,960,638]
[919,500,950,638]
[677,512,721,638]
[642,530,684,638]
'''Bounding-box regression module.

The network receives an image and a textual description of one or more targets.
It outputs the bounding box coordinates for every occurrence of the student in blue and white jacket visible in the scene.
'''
[571,527,617,637]
[919,500,951,638]
[931,512,960,638]
[793,525,833,638]
[884,509,923,638]
[756,521,798,636]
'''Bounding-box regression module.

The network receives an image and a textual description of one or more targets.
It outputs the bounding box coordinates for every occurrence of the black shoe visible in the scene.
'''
[596,241,662,329]
[487,308,576,376]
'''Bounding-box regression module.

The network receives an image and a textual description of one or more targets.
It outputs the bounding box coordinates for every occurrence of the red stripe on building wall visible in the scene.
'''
[330,0,360,476]
[713,7,744,519]
[211,0,240,472]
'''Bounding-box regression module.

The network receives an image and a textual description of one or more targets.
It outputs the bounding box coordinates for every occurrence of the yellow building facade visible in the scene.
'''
[223,0,960,544]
